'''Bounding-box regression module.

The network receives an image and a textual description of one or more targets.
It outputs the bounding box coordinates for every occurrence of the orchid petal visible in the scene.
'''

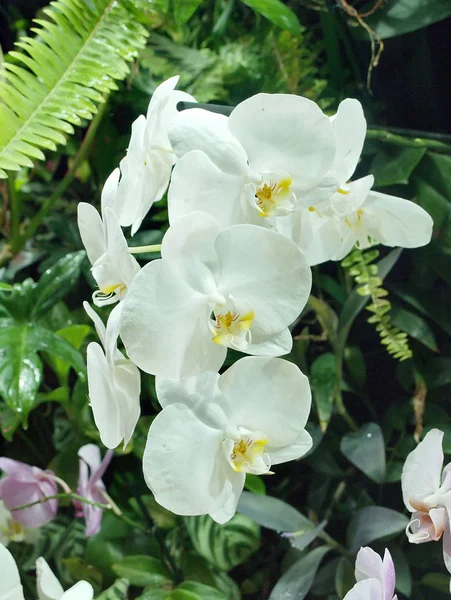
[442,522,451,575]
[60,581,94,600]
[168,150,244,227]
[209,472,246,524]
[219,357,311,448]
[115,362,141,449]
[77,203,105,266]
[382,549,396,600]
[215,225,311,335]
[143,403,234,516]
[100,168,120,214]
[83,302,106,348]
[36,557,65,600]
[1,480,57,528]
[329,98,366,183]
[365,192,433,248]
[168,108,249,176]
[402,429,444,511]
[246,327,293,357]
[228,93,335,189]
[0,458,36,481]
[0,542,25,600]
[267,429,313,465]
[355,546,384,586]
[343,578,383,600]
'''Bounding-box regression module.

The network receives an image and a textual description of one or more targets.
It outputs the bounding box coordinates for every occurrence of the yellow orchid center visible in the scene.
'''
[209,297,255,351]
[230,436,269,472]
[254,175,294,217]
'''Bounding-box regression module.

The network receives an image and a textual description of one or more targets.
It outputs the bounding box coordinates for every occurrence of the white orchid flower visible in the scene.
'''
[401,428,451,576]
[84,302,141,449]
[78,169,141,306]
[119,212,311,378]
[167,93,337,230]
[299,99,433,265]
[0,500,38,547]
[344,546,398,600]
[0,542,93,600]
[113,76,195,236]
[143,356,312,523]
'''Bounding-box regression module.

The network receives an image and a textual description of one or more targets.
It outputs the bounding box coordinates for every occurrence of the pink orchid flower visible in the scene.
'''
[74,444,113,537]
[344,547,398,600]
[0,458,62,528]
[401,428,451,576]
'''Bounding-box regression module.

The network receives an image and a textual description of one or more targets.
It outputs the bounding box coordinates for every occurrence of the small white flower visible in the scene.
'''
[84,302,141,449]
[143,356,312,523]
[299,99,433,265]
[0,542,94,600]
[119,212,312,378]
[115,76,195,235]
[344,546,397,600]
[78,169,140,306]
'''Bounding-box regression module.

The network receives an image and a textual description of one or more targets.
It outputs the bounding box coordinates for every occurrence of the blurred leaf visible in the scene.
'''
[390,546,412,597]
[112,556,171,587]
[307,295,338,350]
[414,178,450,233]
[0,403,22,441]
[347,506,408,551]
[371,147,425,187]
[240,0,302,37]
[340,423,386,483]
[421,572,451,593]
[343,346,367,389]
[335,557,354,599]
[310,353,336,432]
[173,0,203,23]
[237,491,313,532]
[390,305,438,352]
[244,474,266,495]
[184,513,260,571]
[95,578,130,600]
[423,358,451,389]
[269,546,329,600]
[285,521,327,552]
[173,582,227,600]
[63,557,103,592]
[362,0,451,39]
[48,324,91,383]
[30,251,85,319]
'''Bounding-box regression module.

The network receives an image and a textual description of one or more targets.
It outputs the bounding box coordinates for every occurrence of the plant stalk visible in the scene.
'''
[129,244,162,254]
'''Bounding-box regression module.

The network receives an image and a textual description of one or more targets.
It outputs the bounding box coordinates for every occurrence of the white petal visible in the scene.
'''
[155,372,227,430]
[103,208,141,289]
[246,327,293,357]
[60,581,94,600]
[104,302,123,365]
[100,168,120,214]
[0,543,25,600]
[343,579,383,600]
[86,342,122,449]
[382,549,396,600]
[215,225,311,335]
[168,108,249,175]
[83,301,106,348]
[364,191,433,248]
[228,93,335,189]
[36,557,64,600]
[114,361,141,449]
[120,259,226,377]
[355,547,384,587]
[268,429,313,465]
[77,203,105,265]
[219,357,311,447]
[143,403,231,516]
[401,429,444,511]
[299,209,355,266]
[330,99,366,183]
[209,472,246,524]
[168,150,244,227]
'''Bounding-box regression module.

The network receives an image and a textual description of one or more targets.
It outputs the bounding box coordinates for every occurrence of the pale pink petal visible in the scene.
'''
[382,549,396,600]
[344,578,383,600]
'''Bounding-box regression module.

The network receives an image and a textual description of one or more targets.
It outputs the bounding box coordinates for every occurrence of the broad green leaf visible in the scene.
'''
[340,423,386,483]
[30,251,85,319]
[390,305,438,352]
[95,578,129,600]
[287,521,327,552]
[173,0,203,24]
[31,326,86,379]
[269,546,329,600]
[363,0,451,39]
[240,0,302,37]
[371,147,425,187]
[423,358,451,389]
[0,402,23,441]
[62,557,103,592]
[413,177,450,233]
[48,324,91,383]
[347,506,408,551]
[136,591,168,600]
[184,512,260,571]
[310,353,336,432]
[173,582,227,600]
[112,556,171,587]
[244,474,266,495]
[237,491,313,532]
[421,572,451,594]
[0,283,12,291]
[335,557,354,599]
[343,346,366,389]
[390,547,412,597]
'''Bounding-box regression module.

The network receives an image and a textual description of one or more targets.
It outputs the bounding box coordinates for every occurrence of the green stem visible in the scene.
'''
[8,172,20,253]
[129,244,162,254]
[367,128,451,153]
[318,530,352,558]
[12,100,108,255]
[11,492,111,512]
[335,386,358,431]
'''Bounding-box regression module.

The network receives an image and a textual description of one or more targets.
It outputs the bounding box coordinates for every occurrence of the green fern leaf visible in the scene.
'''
[0,0,149,178]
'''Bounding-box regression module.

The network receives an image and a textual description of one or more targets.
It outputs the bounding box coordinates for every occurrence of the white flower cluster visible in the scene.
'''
[78,77,433,523]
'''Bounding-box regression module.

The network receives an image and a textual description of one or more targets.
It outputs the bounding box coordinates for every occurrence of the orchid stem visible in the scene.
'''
[11,492,111,512]
[128,244,162,254]
[318,530,352,558]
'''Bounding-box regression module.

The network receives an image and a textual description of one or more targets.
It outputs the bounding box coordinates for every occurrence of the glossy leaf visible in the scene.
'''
[371,147,425,187]
[310,353,336,433]
[244,474,266,495]
[173,0,203,23]
[390,305,438,352]
[347,506,408,551]
[335,557,355,599]
[269,546,329,600]
[112,556,171,587]
[390,546,412,597]
[340,423,386,483]
[240,0,302,37]
[172,582,227,600]
[95,578,130,600]
[237,491,313,532]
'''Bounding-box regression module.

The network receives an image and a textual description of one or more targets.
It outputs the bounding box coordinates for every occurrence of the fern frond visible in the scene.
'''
[0,0,149,179]
[342,247,412,361]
